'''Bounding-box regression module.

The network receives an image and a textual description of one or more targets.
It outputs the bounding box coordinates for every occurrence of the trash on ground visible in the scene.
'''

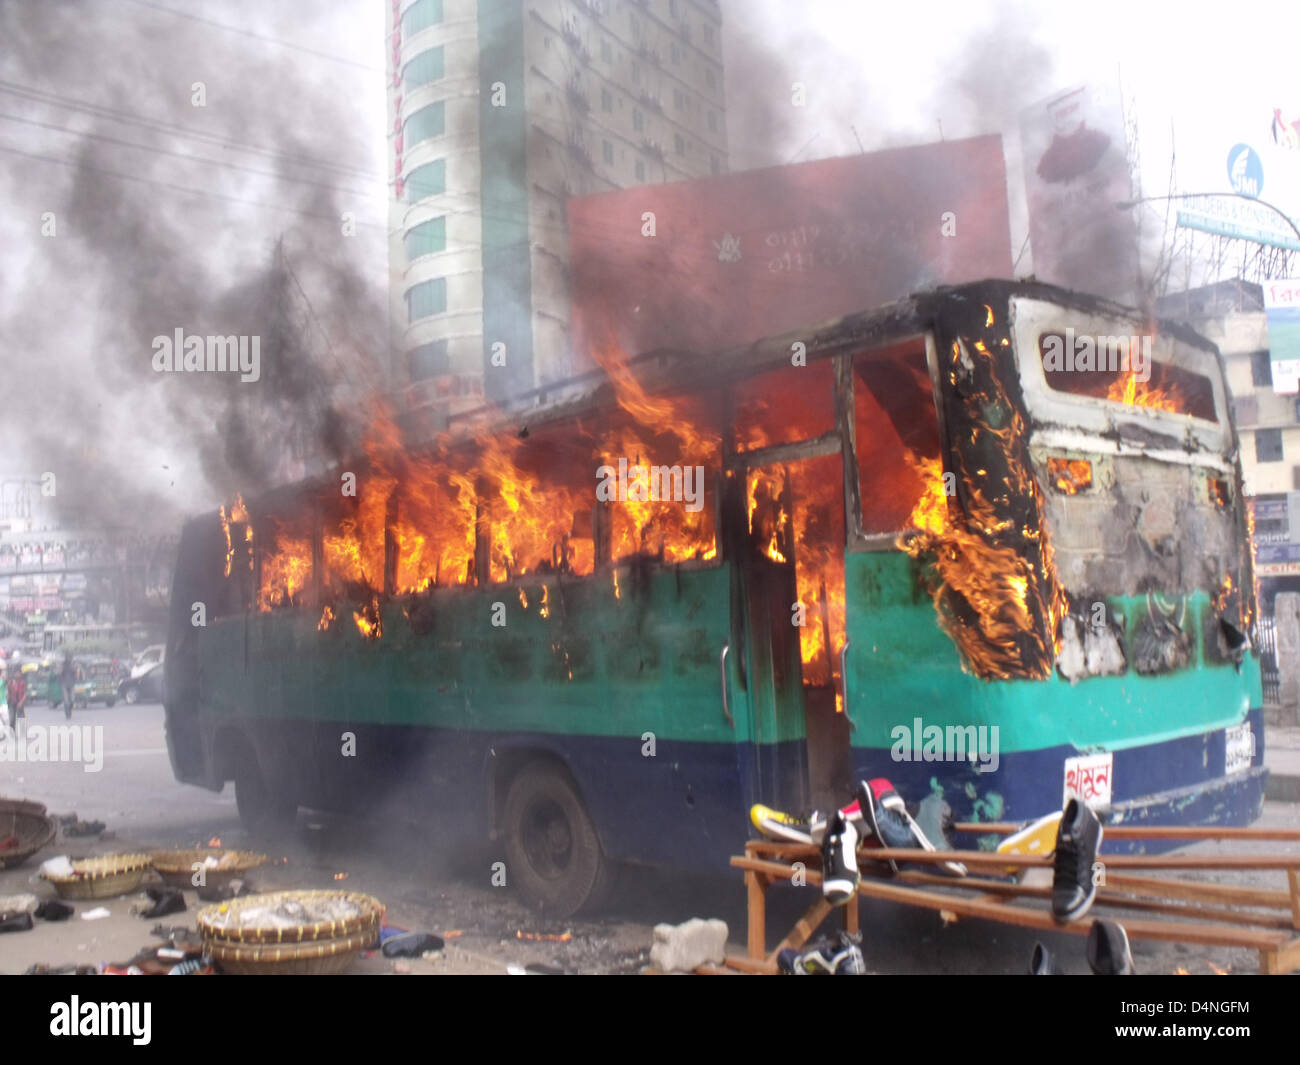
[40,855,76,879]
[80,907,111,920]
[134,886,186,919]
[380,931,444,957]
[35,899,75,921]
[59,814,107,838]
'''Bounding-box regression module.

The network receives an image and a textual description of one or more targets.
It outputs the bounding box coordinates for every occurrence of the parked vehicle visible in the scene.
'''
[119,661,164,704]
[130,644,165,679]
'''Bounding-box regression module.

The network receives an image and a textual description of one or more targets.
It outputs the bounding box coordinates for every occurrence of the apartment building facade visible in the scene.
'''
[385,0,729,435]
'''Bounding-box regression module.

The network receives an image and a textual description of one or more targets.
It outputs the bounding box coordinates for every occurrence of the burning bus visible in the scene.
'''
[163,279,1262,915]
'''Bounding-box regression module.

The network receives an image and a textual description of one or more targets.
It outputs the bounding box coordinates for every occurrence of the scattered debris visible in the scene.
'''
[134,886,186,918]
[196,877,255,902]
[0,911,34,933]
[648,918,728,973]
[40,855,76,879]
[80,907,111,921]
[381,932,444,958]
[0,892,39,917]
[35,899,75,921]
[59,814,107,838]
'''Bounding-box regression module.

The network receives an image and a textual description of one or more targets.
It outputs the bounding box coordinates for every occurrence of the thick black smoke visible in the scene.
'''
[0,0,386,530]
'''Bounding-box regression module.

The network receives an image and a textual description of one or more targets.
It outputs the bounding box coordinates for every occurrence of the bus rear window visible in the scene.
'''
[1037,332,1218,422]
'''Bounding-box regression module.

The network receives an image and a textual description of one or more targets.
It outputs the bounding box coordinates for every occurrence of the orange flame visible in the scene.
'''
[515,930,572,942]
[353,595,382,640]
[898,329,1067,680]
[1106,367,1183,413]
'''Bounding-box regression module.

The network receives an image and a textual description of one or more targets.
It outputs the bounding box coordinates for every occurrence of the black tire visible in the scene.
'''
[105,699,116,708]
[503,761,611,917]
[123,687,139,705]
[234,748,297,836]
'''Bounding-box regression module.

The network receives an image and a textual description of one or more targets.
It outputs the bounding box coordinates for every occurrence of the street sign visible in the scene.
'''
[1264,280,1300,395]
[1228,144,1264,198]
[1176,196,1300,252]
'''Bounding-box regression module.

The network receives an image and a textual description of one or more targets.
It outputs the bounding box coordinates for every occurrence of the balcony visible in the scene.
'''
[565,78,591,115]
[634,41,661,66]
[566,136,593,169]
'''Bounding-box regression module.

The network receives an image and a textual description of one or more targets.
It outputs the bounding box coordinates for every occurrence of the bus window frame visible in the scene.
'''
[843,331,951,554]
[1010,297,1231,459]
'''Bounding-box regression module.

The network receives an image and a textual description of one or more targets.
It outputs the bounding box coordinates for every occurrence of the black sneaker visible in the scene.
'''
[34,900,74,922]
[821,811,860,905]
[1029,942,1059,974]
[777,931,865,975]
[1087,919,1134,975]
[137,887,186,919]
[1052,799,1103,923]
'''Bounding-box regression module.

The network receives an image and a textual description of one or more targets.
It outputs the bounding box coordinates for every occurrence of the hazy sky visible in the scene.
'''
[1,0,1295,526]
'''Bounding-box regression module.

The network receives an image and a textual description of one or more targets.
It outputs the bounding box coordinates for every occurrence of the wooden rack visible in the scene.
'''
[727,825,1300,975]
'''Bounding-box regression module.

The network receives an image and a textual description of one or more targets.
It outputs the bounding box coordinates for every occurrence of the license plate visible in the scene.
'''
[1225,723,1254,776]
[1064,752,1113,809]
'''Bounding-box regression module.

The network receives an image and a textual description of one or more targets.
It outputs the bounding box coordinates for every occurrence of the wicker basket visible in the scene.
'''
[0,798,58,871]
[41,854,152,900]
[207,927,376,975]
[150,848,267,890]
[197,890,385,946]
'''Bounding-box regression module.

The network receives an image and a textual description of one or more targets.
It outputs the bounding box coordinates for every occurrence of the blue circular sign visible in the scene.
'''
[1227,143,1263,198]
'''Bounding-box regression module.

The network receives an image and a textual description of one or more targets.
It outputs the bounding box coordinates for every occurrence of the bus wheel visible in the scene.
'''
[503,762,611,918]
[234,755,297,836]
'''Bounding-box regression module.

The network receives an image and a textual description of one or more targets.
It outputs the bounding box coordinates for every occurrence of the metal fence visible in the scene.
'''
[1258,612,1281,706]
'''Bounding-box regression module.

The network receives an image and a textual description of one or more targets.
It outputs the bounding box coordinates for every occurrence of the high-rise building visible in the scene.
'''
[385,0,729,436]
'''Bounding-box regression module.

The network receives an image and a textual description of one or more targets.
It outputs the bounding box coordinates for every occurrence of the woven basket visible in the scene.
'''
[207,927,375,975]
[0,798,57,871]
[41,854,152,900]
[150,849,267,889]
[197,890,385,946]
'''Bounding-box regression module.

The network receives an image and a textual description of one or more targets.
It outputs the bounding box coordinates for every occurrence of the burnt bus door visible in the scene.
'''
[722,464,810,818]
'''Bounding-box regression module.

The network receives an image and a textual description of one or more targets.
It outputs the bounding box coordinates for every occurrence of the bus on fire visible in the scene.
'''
[163,279,1263,915]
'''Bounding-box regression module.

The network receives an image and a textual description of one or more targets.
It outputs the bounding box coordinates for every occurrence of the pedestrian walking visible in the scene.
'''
[7,665,27,731]
[60,651,76,720]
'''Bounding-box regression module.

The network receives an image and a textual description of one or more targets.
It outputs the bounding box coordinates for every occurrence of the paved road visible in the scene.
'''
[3,702,1298,975]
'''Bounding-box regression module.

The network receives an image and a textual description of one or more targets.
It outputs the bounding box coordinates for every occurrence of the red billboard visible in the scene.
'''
[568,135,1012,361]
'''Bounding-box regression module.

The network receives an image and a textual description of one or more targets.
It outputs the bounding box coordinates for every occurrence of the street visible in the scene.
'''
[4,701,1298,975]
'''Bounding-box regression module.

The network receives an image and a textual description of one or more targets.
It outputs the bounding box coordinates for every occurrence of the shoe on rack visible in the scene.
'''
[1087,919,1134,975]
[859,779,966,876]
[1051,798,1103,923]
[750,803,813,845]
[777,931,865,974]
[820,811,860,905]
